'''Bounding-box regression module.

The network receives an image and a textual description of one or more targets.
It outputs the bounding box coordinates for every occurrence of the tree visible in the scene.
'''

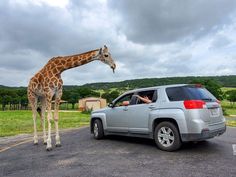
[62,87,100,109]
[102,90,120,103]
[226,90,236,106]
[190,79,224,100]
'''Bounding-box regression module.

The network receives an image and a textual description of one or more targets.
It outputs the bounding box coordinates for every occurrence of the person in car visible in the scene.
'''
[134,95,152,104]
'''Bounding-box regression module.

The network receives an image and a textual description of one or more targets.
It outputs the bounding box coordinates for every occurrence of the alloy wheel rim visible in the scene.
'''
[157,126,174,147]
[94,123,99,137]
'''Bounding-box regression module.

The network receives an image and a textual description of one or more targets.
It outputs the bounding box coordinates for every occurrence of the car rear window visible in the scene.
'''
[166,86,217,102]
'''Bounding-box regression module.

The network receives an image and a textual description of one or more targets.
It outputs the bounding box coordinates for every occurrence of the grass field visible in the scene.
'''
[221,100,236,115]
[226,120,236,127]
[221,87,236,92]
[0,111,90,137]
[222,100,236,127]
[0,102,235,137]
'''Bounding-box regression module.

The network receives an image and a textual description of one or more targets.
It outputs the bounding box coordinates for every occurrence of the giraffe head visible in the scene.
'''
[98,45,116,73]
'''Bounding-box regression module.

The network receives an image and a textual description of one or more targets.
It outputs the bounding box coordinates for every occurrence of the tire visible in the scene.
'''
[154,121,182,151]
[93,119,104,140]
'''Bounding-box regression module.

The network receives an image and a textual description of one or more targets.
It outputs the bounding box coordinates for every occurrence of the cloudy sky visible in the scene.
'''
[0,0,236,86]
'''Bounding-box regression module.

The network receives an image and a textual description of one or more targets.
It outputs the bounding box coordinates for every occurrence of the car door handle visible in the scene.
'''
[149,105,156,109]
[123,107,128,111]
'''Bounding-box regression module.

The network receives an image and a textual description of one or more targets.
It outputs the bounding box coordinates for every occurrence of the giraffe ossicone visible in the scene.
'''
[27,46,116,151]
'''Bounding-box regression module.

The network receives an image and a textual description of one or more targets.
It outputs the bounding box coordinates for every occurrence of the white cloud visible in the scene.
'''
[0,0,236,86]
[10,0,69,8]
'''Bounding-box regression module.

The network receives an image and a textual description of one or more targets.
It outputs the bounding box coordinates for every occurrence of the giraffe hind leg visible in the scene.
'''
[29,96,39,145]
[39,97,47,145]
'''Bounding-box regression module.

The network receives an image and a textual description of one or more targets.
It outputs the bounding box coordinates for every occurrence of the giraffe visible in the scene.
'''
[27,45,116,151]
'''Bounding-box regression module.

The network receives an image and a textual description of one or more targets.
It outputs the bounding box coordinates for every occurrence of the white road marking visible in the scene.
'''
[0,126,88,153]
[0,139,32,153]
[233,144,236,155]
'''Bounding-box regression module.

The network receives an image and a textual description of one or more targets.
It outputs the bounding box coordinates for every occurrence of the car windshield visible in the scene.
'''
[166,85,217,102]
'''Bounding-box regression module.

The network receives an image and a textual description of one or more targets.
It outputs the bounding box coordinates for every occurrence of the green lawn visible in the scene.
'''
[226,120,236,127]
[0,111,90,137]
[221,88,236,126]
[0,103,235,137]
[221,87,236,92]
[221,100,236,115]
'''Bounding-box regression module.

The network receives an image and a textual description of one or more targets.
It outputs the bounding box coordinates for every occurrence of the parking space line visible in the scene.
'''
[0,139,32,153]
[233,144,236,155]
[0,126,88,153]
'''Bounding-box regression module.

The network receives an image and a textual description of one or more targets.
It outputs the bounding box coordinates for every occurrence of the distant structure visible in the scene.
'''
[79,97,107,111]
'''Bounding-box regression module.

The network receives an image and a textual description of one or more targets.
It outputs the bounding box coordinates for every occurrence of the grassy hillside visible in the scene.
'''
[1,75,236,90]
[81,75,236,90]
[221,87,236,92]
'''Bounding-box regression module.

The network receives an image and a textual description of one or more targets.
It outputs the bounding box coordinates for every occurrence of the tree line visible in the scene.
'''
[0,86,120,110]
[0,88,28,110]
[0,76,235,110]
[82,75,236,89]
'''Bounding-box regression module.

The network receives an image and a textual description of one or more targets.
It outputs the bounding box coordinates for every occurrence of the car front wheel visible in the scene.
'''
[93,119,104,139]
[154,121,182,151]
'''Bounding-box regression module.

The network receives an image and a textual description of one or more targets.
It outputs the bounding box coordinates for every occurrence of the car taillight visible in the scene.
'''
[184,100,206,109]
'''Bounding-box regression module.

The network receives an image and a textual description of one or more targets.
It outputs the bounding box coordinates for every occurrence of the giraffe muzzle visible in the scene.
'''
[111,64,116,73]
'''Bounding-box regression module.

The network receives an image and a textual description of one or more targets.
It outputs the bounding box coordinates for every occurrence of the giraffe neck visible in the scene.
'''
[47,49,100,74]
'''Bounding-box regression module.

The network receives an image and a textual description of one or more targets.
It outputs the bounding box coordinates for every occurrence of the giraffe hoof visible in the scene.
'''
[55,144,61,147]
[46,147,52,151]
[43,142,47,145]
[34,142,38,145]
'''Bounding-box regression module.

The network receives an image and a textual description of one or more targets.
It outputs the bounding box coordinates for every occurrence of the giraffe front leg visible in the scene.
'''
[54,96,61,147]
[46,102,53,151]
[40,98,47,145]
[43,118,47,145]
[55,120,61,147]
[33,110,38,145]
[40,111,47,145]
[45,92,54,151]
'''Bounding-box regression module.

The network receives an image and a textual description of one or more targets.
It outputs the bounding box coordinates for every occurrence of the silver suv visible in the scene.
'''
[90,84,226,151]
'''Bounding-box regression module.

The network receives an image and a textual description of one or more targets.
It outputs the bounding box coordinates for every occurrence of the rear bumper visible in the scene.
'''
[181,125,226,142]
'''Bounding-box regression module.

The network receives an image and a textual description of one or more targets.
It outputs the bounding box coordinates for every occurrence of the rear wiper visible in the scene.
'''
[201,98,213,102]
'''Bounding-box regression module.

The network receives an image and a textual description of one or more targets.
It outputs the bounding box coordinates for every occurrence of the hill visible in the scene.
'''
[1,75,236,90]
[81,75,236,90]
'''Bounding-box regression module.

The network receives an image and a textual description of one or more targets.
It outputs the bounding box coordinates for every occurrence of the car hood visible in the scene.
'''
[92,107,108,114]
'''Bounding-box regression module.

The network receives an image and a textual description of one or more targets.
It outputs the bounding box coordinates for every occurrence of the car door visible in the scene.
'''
[106,93,134,133]
[127,90,157,134]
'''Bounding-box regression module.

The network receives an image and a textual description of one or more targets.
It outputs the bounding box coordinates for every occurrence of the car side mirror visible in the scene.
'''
[122,101,129,106]
[108,103,114,108]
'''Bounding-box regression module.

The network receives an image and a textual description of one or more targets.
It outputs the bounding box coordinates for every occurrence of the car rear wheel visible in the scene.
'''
[154,121,182,151]
[93,119,104,140]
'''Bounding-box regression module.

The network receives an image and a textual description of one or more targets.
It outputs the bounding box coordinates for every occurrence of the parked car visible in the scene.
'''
[90,84,226,151]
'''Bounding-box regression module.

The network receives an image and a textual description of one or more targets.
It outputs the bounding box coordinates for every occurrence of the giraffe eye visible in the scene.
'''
[104,54,109,57]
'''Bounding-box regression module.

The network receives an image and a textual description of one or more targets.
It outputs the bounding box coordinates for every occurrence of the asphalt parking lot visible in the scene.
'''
[0,127,236,177]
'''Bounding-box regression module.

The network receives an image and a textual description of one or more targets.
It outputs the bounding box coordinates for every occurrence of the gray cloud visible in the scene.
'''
[210,34,232,49]
[0,0,235,86]
[0,0,116,86]
[0,0,111,56]
[109,0,236,44]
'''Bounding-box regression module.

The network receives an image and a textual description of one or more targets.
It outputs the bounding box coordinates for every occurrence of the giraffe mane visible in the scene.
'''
[63,49,99,58]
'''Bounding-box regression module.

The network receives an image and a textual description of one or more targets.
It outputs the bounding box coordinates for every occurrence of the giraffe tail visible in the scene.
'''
[37,107,42,117]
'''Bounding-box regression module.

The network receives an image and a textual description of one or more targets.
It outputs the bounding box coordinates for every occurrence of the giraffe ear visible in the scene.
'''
[103,45,108,52]
[99,48,102,54]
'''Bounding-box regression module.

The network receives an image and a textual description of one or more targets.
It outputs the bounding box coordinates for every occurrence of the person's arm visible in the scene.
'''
[134,95,152,104]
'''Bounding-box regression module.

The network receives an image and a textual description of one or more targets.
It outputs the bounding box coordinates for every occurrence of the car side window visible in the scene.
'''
[135,90,157,104]
[114,93,134,107]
